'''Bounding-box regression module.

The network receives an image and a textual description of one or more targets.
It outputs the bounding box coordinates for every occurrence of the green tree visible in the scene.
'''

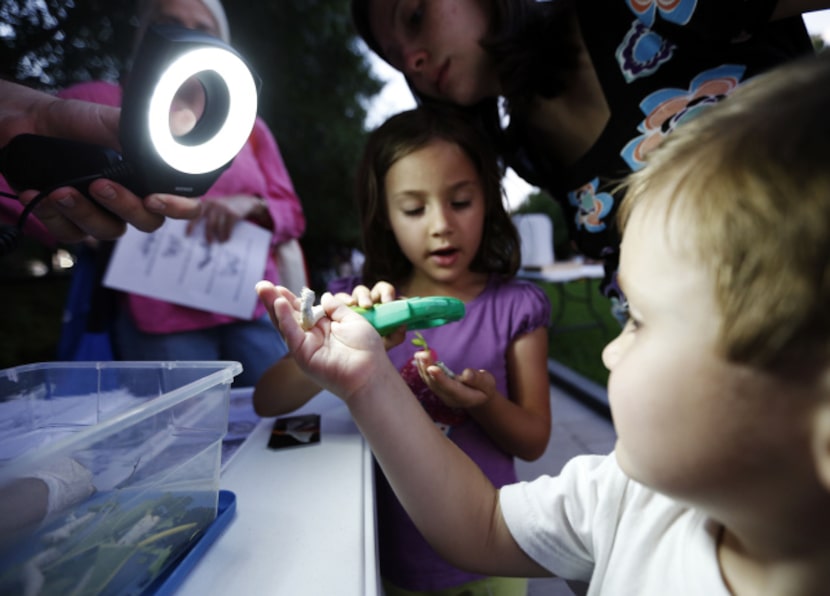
[224,1,383,289]
[0,0,137,89]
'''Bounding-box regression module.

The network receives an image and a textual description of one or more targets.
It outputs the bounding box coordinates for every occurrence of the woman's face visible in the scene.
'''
[152,0,220,37]
[368,0,500,106]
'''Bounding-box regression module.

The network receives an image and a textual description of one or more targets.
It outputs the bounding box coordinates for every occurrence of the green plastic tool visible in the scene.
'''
[352,296,465,336]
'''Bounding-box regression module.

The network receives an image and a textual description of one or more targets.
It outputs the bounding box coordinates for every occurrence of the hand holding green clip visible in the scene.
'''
[299,288,465,335]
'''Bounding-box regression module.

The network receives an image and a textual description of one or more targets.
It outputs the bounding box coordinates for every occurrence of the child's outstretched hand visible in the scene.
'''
[335,281,398,309]
[414,347,497,410]
[256,281,388,402]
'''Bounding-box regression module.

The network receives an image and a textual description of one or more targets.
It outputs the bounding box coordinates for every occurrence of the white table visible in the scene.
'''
[175,390,379,595]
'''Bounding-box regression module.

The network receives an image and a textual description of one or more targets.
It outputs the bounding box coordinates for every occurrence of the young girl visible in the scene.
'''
[350,0,824,306]
[255,106,552,596]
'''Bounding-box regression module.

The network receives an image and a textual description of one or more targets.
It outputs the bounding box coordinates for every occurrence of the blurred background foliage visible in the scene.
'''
[0,0,135,87]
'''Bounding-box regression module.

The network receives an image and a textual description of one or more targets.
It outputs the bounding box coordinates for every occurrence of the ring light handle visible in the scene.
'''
[0,134,124,196]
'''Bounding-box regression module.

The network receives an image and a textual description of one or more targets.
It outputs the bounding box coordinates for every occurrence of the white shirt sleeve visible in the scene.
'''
[499,452,730,595]
[500,453,625,581]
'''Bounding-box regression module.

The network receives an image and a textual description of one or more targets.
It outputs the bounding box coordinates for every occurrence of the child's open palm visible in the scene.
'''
[256,282,388,402]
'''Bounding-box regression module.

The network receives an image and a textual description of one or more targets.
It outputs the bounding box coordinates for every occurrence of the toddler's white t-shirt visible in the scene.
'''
[500,453,730,595]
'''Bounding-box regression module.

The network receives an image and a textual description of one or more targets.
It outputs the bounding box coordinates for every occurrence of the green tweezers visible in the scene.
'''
[352,296,465,336]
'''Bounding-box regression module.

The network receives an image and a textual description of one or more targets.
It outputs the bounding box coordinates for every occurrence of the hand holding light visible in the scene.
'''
[0,24,260,254]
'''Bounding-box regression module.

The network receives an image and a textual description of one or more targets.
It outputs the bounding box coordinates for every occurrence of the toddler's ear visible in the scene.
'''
[812,394,830,493]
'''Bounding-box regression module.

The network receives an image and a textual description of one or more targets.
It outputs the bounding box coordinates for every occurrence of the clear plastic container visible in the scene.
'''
[0,360,241,595]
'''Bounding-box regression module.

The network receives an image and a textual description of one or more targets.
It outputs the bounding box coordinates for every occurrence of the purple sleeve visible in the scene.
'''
[509,280,552,340]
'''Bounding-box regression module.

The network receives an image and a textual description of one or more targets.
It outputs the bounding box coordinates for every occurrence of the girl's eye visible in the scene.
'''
[451,199,472,210]
[402,206,425,217]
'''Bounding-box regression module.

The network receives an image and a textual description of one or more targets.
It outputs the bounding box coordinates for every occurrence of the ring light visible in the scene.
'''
[147,47,257,175]
[0,24,260,255]
[120,24,261,196]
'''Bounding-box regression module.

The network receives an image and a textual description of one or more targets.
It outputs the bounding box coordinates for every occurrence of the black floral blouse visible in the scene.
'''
[507,0,813,305]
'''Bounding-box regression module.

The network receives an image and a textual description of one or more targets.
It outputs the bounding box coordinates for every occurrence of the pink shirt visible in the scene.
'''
[58,81,306,333]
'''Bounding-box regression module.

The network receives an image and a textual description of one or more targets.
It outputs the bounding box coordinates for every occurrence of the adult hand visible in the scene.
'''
[189,195,263,243]
[1,81,201,243]
[17,183,200,243]
[343,281,399,309]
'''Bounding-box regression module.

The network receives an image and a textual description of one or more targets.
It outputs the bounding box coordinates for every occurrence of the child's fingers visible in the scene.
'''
[420,365,466,407]
[332,291,357,306]
[430,367,490,409]
[382,327,407,350]
[416,352,454,389]
[414,350,435,377]
[255,280,277,303]
[370,281,397,304]
[255,281,281,327]
[320,292,389,356]
[456,369,496,400]
[321,291,361,321]
[350,284,375,309]
[272,294,307,350]
[256,282,301,314]
[350,281,397,309]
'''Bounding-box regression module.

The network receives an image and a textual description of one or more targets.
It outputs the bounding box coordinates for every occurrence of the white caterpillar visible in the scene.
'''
[300,287,326,331]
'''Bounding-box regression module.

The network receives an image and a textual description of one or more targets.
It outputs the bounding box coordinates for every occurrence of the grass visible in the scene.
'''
[535,279,619,387]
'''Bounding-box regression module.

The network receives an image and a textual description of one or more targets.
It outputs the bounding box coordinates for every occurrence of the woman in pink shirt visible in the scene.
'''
[60,0,306,386]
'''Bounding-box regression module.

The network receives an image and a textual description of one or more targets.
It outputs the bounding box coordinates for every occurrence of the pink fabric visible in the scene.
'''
[0,87,78,248]
[58,80,306,333]
[0,189,56,248]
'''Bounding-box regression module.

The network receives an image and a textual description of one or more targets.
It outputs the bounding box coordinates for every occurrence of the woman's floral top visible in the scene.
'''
[508,0,812,303]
